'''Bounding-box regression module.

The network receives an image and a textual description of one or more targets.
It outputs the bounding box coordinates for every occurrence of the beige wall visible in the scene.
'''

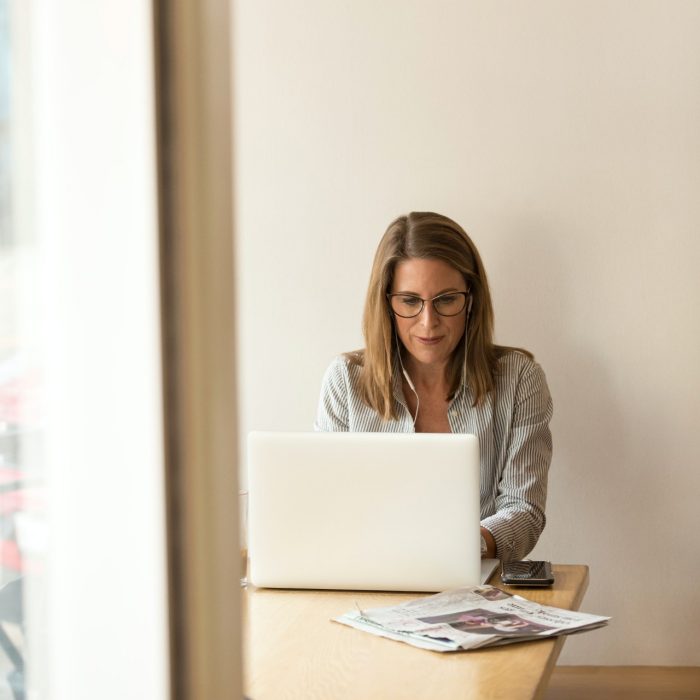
[233,0,700,664]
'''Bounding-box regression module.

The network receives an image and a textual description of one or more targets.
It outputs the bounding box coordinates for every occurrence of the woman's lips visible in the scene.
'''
[415,336,444,345]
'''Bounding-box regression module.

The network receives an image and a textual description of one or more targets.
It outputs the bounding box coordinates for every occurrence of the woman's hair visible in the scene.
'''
[348,211,531,420]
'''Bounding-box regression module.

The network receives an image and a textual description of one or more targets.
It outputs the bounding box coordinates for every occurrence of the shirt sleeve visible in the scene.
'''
[314,357,350,432]
[480,360,553,562]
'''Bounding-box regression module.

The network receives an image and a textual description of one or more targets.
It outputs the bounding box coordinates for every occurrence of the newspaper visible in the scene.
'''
[334,585,610,652]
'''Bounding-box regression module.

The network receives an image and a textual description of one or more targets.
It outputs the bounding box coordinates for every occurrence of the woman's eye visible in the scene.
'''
[435,295,459,309]
[399,296,421,306]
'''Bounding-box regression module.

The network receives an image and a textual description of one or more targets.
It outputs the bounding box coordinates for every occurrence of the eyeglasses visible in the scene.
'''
[387,291,469,318]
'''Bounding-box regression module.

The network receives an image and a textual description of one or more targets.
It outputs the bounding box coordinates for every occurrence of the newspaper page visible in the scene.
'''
[334,585,610,652]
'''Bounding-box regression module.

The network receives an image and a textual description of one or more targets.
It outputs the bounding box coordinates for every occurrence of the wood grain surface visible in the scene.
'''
[242,565,589,700]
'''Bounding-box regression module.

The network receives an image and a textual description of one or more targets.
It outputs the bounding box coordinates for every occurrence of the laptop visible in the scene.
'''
[247,431,499,592]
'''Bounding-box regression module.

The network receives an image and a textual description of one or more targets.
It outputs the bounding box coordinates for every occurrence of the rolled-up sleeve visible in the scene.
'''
[480,362,553,562]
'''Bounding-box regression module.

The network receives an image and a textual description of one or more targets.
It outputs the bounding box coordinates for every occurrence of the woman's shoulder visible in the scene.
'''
[341,349,365,366]
[494,347,548,386]
[321,351,364,385]
[492,348,551,411]
[496,347,539,369]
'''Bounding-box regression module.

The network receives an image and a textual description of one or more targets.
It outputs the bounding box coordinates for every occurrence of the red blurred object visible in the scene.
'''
[1,362,45,575]
[0,467,44,574]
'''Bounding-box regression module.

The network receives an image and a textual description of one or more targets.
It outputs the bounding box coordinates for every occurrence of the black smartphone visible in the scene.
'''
[500,560,554,586]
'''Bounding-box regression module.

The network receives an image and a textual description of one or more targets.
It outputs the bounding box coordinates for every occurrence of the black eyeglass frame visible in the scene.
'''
[386,291,469,318]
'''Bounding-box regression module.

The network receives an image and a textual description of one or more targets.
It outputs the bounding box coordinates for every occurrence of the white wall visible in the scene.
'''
[233,0,700,664]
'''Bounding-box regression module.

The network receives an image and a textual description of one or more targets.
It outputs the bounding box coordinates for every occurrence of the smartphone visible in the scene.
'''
[500,560,554,586]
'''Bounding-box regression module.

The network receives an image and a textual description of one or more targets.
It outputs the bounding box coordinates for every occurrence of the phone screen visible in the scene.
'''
[501,560,554,585]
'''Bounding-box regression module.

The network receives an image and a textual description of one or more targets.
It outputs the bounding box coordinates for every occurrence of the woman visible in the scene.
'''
[314,212,552,562]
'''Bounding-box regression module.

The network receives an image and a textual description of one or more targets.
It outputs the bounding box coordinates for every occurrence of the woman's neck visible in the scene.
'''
[402,355,450,396]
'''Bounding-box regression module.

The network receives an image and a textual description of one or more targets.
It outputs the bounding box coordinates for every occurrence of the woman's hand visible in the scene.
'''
[480,527,496,558]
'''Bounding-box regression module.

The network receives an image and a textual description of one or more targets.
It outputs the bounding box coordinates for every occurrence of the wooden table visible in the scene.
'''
[243,564,589,700]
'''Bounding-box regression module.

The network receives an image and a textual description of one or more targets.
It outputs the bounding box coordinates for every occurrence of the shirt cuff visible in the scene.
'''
[480,514,519,563]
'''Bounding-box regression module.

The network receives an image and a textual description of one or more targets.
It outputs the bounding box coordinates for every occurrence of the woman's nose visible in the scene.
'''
[418,302,440,327]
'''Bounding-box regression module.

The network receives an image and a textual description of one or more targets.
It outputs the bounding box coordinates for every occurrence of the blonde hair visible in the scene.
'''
[348,212,531,420]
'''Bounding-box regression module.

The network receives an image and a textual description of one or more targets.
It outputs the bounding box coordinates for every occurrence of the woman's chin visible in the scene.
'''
[407,345,452,367]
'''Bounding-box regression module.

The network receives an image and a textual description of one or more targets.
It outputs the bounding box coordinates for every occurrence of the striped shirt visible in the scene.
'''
[314,350,553,562]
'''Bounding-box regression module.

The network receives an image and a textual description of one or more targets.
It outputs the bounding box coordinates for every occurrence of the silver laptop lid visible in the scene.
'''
[247,431,482,592]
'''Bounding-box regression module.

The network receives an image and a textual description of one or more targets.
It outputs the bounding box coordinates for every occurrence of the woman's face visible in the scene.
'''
[390,257,468,371]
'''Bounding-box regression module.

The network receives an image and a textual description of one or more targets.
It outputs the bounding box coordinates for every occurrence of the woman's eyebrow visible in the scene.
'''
[392,288,465,296]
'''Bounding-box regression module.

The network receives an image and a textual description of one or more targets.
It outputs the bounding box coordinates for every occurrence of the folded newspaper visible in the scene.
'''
[334,585,610,652]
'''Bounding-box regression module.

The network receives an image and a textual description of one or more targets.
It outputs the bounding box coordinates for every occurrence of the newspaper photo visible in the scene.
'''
[334,585,610,652]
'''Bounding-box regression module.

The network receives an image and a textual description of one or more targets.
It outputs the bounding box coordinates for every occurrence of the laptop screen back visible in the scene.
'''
[247,431,482,592]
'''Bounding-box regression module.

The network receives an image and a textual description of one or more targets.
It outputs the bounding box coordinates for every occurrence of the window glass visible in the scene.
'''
[1,1,47,697]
